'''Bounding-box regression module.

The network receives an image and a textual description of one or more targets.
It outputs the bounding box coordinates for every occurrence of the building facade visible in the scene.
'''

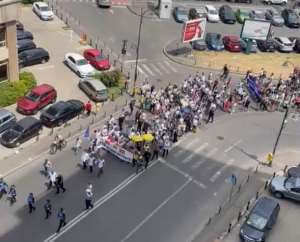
[0,0,21,82]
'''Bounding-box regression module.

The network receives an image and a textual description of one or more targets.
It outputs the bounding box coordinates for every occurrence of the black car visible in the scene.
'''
[256,39,276,52]
[40,100,84,127]
[18,48,49,68]
[0,117,42,148]
[17,39,36,53]
[240,196,280,242]
[289,37,300,52]
[282,9,300,28]
[219,5,236,24]
[17,30,34,40]
[205,33,225,51]
[16,21,24,31]
[191,39,206,51]
[287,165,300,177]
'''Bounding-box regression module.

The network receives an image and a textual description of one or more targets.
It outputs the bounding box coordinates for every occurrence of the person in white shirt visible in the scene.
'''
[48,171,57,190]
[81,151,90,169]
[88,156,95,173]
[96,159,105,177]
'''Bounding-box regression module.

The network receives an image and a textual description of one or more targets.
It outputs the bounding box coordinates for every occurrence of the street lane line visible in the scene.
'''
[149,63,163,76]
[224,139,242,153]
[141,64,155,76]
[137,65,148,77]
[123,59,147,64]
[191,147,218,170]
[210,158,235,183]
[182,143,208,164]
[174,138,199,156]
[159,62,171,74]
[163,60,177,72]
[120,178,191,242]
[43,161,159,242]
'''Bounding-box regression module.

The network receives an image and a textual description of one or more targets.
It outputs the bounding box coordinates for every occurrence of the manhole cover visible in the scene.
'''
[217,136,224,140]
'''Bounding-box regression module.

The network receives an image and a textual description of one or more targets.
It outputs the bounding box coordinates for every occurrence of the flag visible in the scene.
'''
[83,127,90,140]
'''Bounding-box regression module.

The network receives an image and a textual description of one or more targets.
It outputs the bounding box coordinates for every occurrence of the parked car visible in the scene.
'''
[287,165,300,177]
[78,78,108,102]
[0,109,16,134]
[64,53,95,78]
[195,7,207,18]
[240,196,280,242]
[227,0,252,3]
[17,30,33,41]
[191,39,207,51]
[265,9,284,26]
[269,176,300,201]
[40,100,84,127]
[17,39,36,53]
[32,2,54,20]
[249,10,266,21]
[282,9,300,28]
[0,117,42,148]
[205,5,219,22]
[219,5,236,24]
[16,21,24,31]
[223,35,241,52]
[83,49,111,71]
[240,39,258,53]
[205,33,224,51]
[173,7,189,23]
[273,37,294,52]
[289,37,300,52]
[96,0,111,7]
[18,48,49,68]
[17,84,57,115]
[256,39,276,52]
[235,9,250,24]
[294,2,300,17]
[263,0,287,5]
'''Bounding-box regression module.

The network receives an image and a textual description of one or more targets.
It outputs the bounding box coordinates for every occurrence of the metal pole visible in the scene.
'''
[133,8,144,97]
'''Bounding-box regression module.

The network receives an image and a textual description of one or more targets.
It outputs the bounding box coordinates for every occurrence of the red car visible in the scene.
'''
[223,35,241,52]
[17,84,57,115]
[83,49,111,71]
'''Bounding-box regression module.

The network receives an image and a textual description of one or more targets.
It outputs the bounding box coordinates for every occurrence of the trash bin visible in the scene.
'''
[159,0,172,19]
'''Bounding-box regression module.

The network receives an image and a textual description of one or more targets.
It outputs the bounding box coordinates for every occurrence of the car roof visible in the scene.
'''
[35,1,48,7]
[83,78,107,90]
[221,5,232,10]
[278,37,291,42]
[17,117,40,129]
[253,10,264,14]
[22,48,47,54]
[0,109,14,119]
[205,5,216,11]
[51,101,68,110]
[17,39,34,44]
[226,35,239,41]
[31,84,55,95]
[84,49,100,56]
[67,53,85,61]
[252,196,279,217]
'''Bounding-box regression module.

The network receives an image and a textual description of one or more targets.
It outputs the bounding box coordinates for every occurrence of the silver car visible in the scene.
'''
[273,37,294,52]
[269,176,300,201]
[265,9,284,26]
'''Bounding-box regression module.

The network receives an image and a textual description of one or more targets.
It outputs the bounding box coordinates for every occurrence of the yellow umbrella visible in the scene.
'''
[142,133,154,142]
[130,135,144,143]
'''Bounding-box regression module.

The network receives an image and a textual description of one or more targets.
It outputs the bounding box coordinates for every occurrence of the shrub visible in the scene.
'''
[94,70,123,87]
[0,72,37,107]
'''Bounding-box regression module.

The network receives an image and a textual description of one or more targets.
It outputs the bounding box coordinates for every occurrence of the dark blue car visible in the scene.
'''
[205,33,224,51]
[173,7,189,23]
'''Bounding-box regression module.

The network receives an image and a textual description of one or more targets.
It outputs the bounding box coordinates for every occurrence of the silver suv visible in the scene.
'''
[269,176,300,201]
[0,109,16,134]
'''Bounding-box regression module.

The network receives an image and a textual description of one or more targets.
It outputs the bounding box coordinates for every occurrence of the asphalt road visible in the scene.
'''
[1,111,300,242]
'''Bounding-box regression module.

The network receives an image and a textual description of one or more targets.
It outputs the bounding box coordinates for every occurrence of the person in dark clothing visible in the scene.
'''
[56,208,67,233]
[55,175,66,194]
[135,110,141,124]
[118,115,125,131]
[129,100,134,115]
[44,199,52,219]
[27,193,36,213]
[173,130,178,143]
[221,64,229,80]
[151,140,159,160]
[144,150,151,169]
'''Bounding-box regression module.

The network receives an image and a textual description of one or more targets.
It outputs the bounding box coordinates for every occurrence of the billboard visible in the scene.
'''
[182,18,206,43]
[241,19,271,41]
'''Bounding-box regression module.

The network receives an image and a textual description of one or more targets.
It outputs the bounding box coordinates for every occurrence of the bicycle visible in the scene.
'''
[49,139,67,154]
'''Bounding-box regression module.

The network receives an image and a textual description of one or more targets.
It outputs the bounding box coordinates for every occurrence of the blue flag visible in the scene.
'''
[83,127,90,140]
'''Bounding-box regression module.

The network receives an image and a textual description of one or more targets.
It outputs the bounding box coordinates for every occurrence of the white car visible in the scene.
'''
[64,53,96,78]
[273,37,294,52]
[32,2,54,21]
[205,5,219,22]
[263,0,287,5]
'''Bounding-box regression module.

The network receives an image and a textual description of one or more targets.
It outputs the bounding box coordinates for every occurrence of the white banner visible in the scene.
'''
[101,140,133,163]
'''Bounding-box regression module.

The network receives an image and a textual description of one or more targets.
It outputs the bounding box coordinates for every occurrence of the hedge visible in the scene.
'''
[94,70,123,88]
[0,72,37,107]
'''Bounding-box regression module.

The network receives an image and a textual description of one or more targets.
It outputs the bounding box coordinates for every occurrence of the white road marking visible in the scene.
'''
[210,158,235,183]
[191,147,218,169]
[159,61,171,74]
[182,143,209,164]
[141,64,155,76]
[224,139,242,153]
[163,60,177,72]
[112,5,127,8]
[120,179,191,242]
[137,65,148,77]
[43,161,159,242]
[36,65,55,71]
[174,138,199,156]
[149,63,163,76]
[123,58,147,64]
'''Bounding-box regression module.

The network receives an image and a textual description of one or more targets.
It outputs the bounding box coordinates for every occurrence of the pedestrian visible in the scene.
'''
[56,208,67,233]
[55,174,66,194]
[96,159,105,177]
[144,150,151,169]
[151,140,159,160]
[44,199,52,219]
[244,95,250,111]
[85,100,92,116]
[129,100,134,115]
[43,159,52,176]
[81,150,90,169]
[85,187,94,210]
[221,64,229,80]
[88,156,94,173]
[27,193,36,213]
[48,170,57,190]
[7,185,17,205]
[207,103,216,123]
[118,114,125,131]
[162,139,170,158]
[73,137,82,154]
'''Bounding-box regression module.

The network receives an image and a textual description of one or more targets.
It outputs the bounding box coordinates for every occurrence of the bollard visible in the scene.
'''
[246,175,250,183]
[127,72,130,80]
[227,223,232,233]
[91,116,95,124]
[36,134,39,142]
[218,206,222,215]
[78,114,80,120]
[255,166,258,173]
[272,172,276,178]
[283,165,288,174]
[237,211,242,222]
[107,54,110,62]
[121,64,123,73]
[246,201,250,211]
[256,191,259,200]
[113,59,117,66]
[101,48,103,53]
[238,184,242,193]
[264,180,269,190]
[111,93,114,101]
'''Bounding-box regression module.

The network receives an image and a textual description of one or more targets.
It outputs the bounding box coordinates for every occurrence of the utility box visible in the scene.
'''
[159,0,172,19]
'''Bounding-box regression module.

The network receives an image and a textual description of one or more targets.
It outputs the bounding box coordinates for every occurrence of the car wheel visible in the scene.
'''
[16,142,20,147]
[41,58,49,64]
[274,192,283,198]
[76,71,82,77]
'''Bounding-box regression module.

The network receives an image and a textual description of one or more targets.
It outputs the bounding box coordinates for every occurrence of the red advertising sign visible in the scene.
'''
[182,18,206,43]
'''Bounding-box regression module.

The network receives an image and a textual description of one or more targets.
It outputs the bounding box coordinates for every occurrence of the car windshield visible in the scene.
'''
[95,55,106,61]
[46,107,59,116]
[284,177,296,189]
[77,59,88,66]
[12,124,24,133]
[288,14,298,21]
[209,10,217,15]
[241,11,249,16]
[256,12,265,19]
[40,6,50,11]
[178,9,187,15]
[246,213,268,231]
[26,92,40,102]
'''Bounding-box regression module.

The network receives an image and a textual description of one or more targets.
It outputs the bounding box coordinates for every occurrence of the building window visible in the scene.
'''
[0,64,8,82]
[0,28,6,47]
